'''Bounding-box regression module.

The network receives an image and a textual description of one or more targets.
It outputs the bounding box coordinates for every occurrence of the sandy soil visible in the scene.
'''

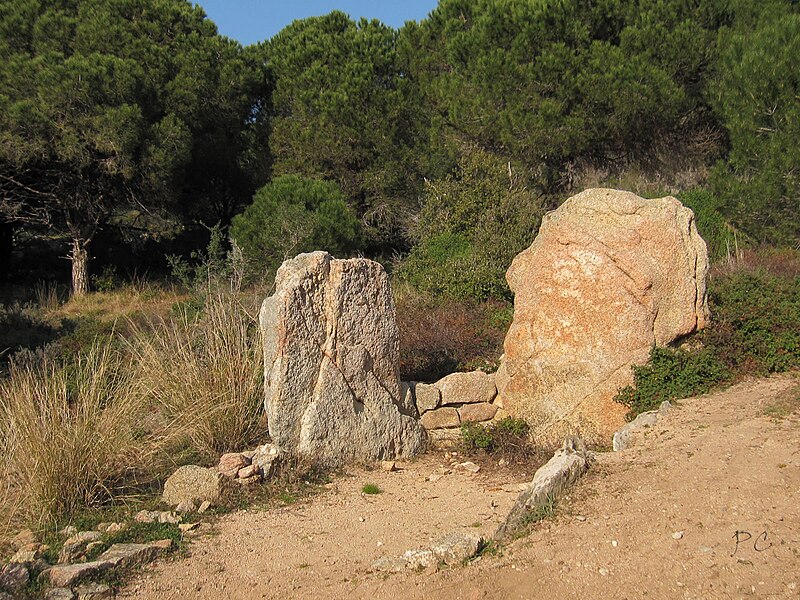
[121,376,800,600]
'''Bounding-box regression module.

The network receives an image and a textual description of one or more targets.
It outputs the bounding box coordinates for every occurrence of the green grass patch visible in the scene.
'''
[361,483,382,495]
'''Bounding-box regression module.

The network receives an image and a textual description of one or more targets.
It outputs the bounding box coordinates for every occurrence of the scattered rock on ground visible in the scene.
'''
[58,531,102,564]
[74,582,112,599]
[44,589,76,600]
[496,189,709,445]
[261,251,427,466]
[10,542,48,564]
[612,401,672,451]
[495,437,591,541]
[10,529,36,551]
[218,453,250,478]
[0,562,29,592]
[42,540,174,587]
[162,465,222,507]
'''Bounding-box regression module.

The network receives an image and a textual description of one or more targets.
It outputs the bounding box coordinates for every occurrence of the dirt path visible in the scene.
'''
[122,376,800,600]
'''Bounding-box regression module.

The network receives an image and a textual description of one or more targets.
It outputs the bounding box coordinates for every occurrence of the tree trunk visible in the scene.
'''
[71,237,90,297]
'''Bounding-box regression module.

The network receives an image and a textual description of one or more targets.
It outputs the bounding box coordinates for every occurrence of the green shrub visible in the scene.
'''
[615,346,729,418]
[460,417,534,463]
[678,189,740,260]
[361,484,382,495]
[706,270,800,374]
[230,175,361,280]
[398,146,545,302]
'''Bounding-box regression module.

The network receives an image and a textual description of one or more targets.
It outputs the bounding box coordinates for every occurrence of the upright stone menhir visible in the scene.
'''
[260,251,426,466]
[496,189,709,444]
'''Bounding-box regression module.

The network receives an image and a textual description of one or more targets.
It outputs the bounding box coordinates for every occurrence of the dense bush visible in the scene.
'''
[396,290,510,382]
[398,146,545,301]
[678,189,740,260]
[460,417,539,464]
[706,269,800,375]
[230,176,361,280]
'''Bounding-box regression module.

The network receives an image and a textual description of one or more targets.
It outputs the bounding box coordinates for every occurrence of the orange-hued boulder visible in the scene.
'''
[497,189,709,444]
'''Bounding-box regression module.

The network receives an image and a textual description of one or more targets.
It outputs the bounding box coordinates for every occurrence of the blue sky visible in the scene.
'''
[193,1,440,46]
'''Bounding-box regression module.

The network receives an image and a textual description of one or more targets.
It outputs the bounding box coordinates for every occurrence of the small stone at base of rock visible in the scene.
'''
[158,511,181,524]
[381,460,397,472]
[237,474,262,485]
[197,500,212,514]
[237,464,261,479]
[176,499,197,514]
[179,522,200,533]
[10,528,36,550]
[59,526,78,537]
[85,541,105,554]
[44,589,76,600]
[135,510,159,524]
[74,582,111,600]
[0,562,29,592]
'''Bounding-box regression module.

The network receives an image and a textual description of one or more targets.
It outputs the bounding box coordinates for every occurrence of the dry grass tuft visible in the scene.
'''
[129,291,265,463]
[0,343,164,536]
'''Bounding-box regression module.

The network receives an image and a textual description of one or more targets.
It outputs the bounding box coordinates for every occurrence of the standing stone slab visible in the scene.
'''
[497,189,709,445]
[261,252,426,467]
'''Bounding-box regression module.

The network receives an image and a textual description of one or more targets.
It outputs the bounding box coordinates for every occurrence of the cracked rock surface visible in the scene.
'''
[260,251,426,467]
[497,188,709,445]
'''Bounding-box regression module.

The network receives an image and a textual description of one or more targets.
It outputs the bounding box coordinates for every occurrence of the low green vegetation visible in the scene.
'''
[361,484,382,495]
[617,252,800,417]
[460,417,545,466]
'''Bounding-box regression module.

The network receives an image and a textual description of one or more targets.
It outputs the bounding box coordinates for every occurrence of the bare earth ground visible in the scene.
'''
[121,376,800,600]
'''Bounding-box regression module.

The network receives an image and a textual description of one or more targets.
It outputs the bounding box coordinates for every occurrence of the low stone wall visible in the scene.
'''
[402,370,501,442]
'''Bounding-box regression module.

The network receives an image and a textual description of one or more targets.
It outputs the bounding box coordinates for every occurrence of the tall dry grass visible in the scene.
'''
[129,291,265,463]
[0,343,164,534]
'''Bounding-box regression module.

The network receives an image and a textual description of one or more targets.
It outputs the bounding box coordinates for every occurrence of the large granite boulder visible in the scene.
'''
[260,252,426,466]
[497,189,709,444]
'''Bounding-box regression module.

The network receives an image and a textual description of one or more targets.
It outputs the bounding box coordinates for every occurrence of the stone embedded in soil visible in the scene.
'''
[162,465,223,506]
[197,501,212,514]
[458,402,498,423]
[135,510,159,524]
[436,371,497,407]
[44,589,76,600]
[420,407,460,430]
[457,462,481,473]
[237,474,262,485]
[42,540,175,587]
[495,437,590,541]
[0,562,30,592]
[402,548,437,570]
[370,556,409,573]
[429,532,483,565]
[74,582,112,599]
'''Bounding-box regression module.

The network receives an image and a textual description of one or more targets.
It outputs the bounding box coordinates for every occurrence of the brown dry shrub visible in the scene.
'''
[710,247,800,280]
[395,289,510,382]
